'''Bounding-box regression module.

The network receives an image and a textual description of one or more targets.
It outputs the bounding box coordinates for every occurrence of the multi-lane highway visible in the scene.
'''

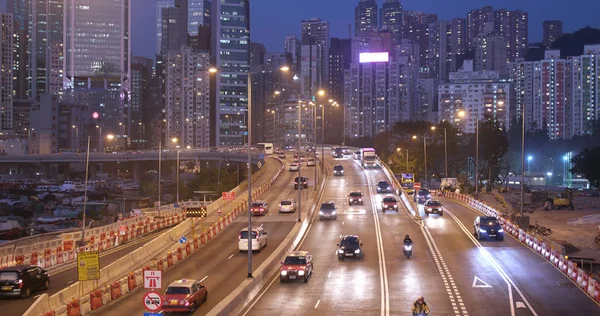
[244,153,599,316]
[88,155,318,315]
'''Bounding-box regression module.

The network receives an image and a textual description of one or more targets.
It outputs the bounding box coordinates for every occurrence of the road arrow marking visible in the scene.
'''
[516,302,526,309]
[472,276,492,288]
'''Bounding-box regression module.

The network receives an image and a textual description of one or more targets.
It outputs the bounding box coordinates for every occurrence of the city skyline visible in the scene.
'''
[2,0,597,60]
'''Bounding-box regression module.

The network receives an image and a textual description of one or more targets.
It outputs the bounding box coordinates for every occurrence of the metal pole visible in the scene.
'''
[406,149,409,174]
[423,136,428,188]
[176,151,180,205]
[475,119,479,197]
[297,98,302,223]
[444,128,448,185]
[342,105,346,146]
[247,72,253,278]
[314,105,317,186]
[158,140,162,216]
[520,105,525,216]
[80,136,91,244]
[321,103,325,177]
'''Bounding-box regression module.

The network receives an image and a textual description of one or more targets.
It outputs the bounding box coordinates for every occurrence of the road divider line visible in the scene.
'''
[314,300,320,309]
[228,253,234,260]
[445,208,537,316]
[200,276,208,283]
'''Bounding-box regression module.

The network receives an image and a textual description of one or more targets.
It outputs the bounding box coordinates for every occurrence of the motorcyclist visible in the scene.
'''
[403,234,413,244]
[412,295,430,315]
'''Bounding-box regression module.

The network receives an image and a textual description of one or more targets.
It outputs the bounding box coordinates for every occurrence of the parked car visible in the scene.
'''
[0,265,49,298]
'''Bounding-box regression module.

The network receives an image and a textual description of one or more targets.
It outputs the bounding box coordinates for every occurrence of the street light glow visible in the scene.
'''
[528,155,533,161]
[208,67,218,73]
[106,134,115,140]
[457,110,466,118]
[171,137,179,143]
[412,135,417,139]
[280,66,290,72]
[318,90,325,96]
[431,126,436,131]
[274,90,281,95]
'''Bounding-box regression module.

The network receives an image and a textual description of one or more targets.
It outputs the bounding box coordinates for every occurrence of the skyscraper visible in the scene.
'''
[494,9,528,62]
[402,11,438,70]
[543,20,563,48]
[284,34,301,74]
[156,0,175,55]
[380,0,403,46]
[301,18,330,98]
[211,0,250,146]
[130,57,153,149]
[427,19,466,82]
[466,6,493,48]
[569,45,600,137]
[327,37,351,144]
[188,0,211,36]
[355,0,378,37]
[63,0,131,136]
[8,0,30,99]
[1,13,14,131]
[161,5,188,54]
[473,35,508,76]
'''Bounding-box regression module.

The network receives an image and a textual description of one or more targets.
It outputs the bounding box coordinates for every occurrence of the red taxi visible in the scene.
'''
[161,279,207,313]
[251,201,269,216]
[280,251,313,283]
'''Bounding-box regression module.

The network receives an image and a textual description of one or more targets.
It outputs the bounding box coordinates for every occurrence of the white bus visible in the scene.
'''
[256,143,274,155]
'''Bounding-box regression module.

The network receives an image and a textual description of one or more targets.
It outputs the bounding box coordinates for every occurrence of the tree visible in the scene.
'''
[570,147,600,187]
[476,116,509,190]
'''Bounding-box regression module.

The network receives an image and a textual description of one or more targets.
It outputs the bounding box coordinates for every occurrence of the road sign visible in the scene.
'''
[143,291,162,312]
[144,270,162,289]
[222,192,235,201]
[144,313,161,316]
[77,251,100,281]
[179,236,187,244]
[414,182,421,191]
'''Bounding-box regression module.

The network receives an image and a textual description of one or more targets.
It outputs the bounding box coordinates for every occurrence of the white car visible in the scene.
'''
[238,226,267,252]
[278,200,297,213]
[307,158,316,166]
[289,163,299,171]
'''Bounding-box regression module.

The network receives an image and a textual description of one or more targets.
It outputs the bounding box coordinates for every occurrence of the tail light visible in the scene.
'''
[18,279,23,288]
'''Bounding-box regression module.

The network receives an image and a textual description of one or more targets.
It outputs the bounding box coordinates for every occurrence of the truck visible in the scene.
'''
[400,173,415,195]
[360,148,378,168]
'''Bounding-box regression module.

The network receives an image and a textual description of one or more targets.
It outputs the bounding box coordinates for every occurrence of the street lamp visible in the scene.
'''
[106,134,115,152]
[173,138,180,205]
[432,125,449,187]
[72,125,79,150]
[96,125,102,150]
[396,147,409,174]
[527,155,533,185]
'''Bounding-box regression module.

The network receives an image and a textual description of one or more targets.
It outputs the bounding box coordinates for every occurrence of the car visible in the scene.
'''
[288,163,299,172]
[280,251,313,282]
[0,265,49,298]
[294,176,308,189]
[424,200,444,216]
[250,201,269,216]
[414,189,432,204]
[474,216,504,240]
[307,158,316,166]
[337,235,363,260]
[333,164,345,176]
[278,153,286,159]
[348,191,364,205]
[319,201,337,220]
[278,200,297,213]
[353,150,361,160]
[376,180,393,193]
[292,159,301,164]
[161,279,208,313]
[238,226,267,252]
[381,196,398,212]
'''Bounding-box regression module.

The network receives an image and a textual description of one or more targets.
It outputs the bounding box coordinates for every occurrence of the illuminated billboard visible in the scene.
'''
[359,52,389,63]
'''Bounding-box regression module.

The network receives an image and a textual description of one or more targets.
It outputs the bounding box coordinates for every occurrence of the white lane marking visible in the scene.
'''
[67,280,74,284]
[34,294,41,298]
[445,209,538,316]
[516,302,526,309]
[472,276,492,288]
[328,271,332,278]
[314,299,320,309]
[342,221,345,225]
[420,225,464,316]
[199,276,208,283]
[228,253,234,260]
[366,173,390,316]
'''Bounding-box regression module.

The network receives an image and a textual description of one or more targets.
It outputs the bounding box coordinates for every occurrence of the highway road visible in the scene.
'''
[245,154,600,316]
[88,153,317,315]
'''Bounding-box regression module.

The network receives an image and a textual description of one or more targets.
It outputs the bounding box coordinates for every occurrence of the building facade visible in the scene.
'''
[284,34,301,74]
[494,9,528,62]
[466,5,493,48]
[543,20,563,48]
[355,0,378,37]
[380,0,403,46]
[402,10,437,71]
[130,57,152,149]
[473,35,508,76]
[427,19,467,82]
[1,13,14,131]
[300,18,329,98]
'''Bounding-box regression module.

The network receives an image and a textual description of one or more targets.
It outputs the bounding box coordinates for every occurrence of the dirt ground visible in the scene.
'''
[478,192,600,262]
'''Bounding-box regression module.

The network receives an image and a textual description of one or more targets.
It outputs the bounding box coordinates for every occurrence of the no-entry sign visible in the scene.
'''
[143,291,162,312]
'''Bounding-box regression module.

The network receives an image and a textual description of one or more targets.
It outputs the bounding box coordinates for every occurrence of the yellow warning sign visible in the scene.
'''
[77,251,100,281]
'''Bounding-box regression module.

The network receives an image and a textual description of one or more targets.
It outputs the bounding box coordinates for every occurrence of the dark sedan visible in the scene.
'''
[337,235,363,260]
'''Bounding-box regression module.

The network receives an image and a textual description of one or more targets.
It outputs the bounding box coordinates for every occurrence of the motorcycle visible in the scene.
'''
[403,242,413,259]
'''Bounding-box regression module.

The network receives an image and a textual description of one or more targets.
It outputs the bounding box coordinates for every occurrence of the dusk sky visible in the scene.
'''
[2,0,599,60]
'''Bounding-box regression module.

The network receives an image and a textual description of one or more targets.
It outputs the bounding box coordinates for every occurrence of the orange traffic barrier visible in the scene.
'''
[578,270,589,290]
[30,252,38,265]
[157,258,164,271]
[212,224,217,236]
[56,246,64,264]
[200,233,206,245]
[193,237,199,250]
[127,272,136,290]
[43,311,56,316]
[176,247,183,260]
[167,252,173,267]
[185,242,192,255]
[67,298,81,316]
[593,280,600,303]
[110,281,121,300]
[44,249,51,266]
[15,255,24,265]
[90,290,102,310]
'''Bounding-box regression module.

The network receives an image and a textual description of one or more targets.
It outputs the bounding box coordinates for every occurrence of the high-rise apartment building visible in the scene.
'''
[568,45,600,137]
[130,57,153,149]
[417,78,438,122]
[63,0,131,137]
[250,42,266,69]
[494,9,528,62]
[427,19,467,82]
[188,0,211,36]
[165,48,211,149]
[1,13,14,131]
[466,6,493,48]
[161,3,189,54]
[543,20,563,48]
[327,38,351,144]
[8,0,30,99]
[355,0,378,37]
[473,35,508,76]
[157,0,210,55]
[211,0,250,146]
[402,11,438,71]
[438,61,511,133]
[380,0,403,46]
[301,18,329,97]
[284,34,301,74]
[156,0,175,55]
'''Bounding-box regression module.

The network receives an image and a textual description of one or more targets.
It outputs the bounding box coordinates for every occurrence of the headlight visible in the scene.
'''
[427,194,431,198]
[479,229,487,233]
[338,249,344,254]
[393,205,398,208]
[387,187,391,190]
[298,270,305,276]
[498,229,504,233]
[358,198,362,201]
[354,249,361,254]
[404,245,412,251]
[319,211,324,215]
[331,211,336,215]
[280,270,288,276]
[180,300,186,305]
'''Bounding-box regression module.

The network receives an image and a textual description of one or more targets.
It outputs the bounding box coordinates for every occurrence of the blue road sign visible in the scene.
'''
[258,153,265,160]
[144,313,161,316]
[179,236,187,244]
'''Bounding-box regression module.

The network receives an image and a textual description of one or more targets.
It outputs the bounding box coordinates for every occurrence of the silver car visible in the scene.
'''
[278,200,297,213]
[319,201,337,220]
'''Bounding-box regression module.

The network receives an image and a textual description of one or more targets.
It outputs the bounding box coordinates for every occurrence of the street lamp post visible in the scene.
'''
[475,118,479,198]
[96,125,102,151]
[247,72,254,278]
[158,139,162,216]
[80,136,91,246]
[72,125,79,150]
[176,150,180,205]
